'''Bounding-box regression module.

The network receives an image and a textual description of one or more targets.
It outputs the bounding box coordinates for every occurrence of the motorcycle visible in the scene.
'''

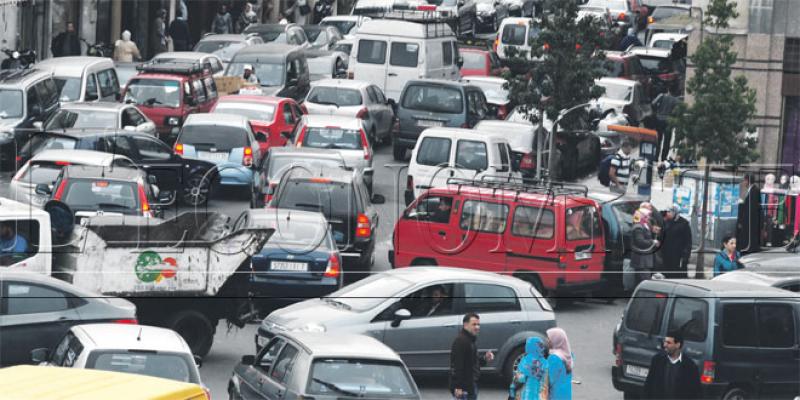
[81,39,113,58]
[1,48,36,70]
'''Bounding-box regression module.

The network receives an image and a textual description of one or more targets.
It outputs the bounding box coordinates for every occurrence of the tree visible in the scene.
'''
[504,0,607,179]
[670,0,757,278]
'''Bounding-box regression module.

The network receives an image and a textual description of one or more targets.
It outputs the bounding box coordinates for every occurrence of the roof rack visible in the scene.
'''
[446,176,590,198]
[354,4,457,36]
[135,60,209,75]
[0,68,39,82]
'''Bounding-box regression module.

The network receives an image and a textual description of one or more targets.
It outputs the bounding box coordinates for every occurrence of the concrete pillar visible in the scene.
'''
[111,0,121,45]
[80,0,98,53]
[0,5,20,53]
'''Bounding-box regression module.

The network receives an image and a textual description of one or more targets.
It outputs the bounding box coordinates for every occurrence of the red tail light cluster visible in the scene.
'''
[356,107,369,120]
[323,253,341,278]
[295,127,307,147]
[174,142,184,155]
[113,318,138,324]
[701,361,715,384]
[53,178,68,200]
[614,343,622,367]
[520,152,535,170]
[138,185,152,217]
[360,130,371,160]
[263,182,277,205]
[243,146,254,167]
[355,213,371,238]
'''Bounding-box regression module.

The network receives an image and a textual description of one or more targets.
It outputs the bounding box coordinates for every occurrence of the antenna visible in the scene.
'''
[137,327,142,341]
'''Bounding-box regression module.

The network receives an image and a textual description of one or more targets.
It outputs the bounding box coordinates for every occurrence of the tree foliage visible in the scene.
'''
[670,0,757,166]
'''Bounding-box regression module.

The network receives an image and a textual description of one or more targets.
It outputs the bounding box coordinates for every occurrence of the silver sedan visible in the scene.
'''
[38,102,157,136]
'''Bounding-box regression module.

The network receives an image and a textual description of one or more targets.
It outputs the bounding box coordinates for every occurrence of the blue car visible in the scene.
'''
[243,208,343,307]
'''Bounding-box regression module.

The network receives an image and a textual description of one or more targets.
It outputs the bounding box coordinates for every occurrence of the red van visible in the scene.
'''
[391,179,607,302]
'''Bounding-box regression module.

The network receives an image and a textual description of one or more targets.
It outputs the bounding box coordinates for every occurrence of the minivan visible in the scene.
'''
[36,56,121,103]
[224,43,310,102]
[348,19,461,100]
[613,279,800,399]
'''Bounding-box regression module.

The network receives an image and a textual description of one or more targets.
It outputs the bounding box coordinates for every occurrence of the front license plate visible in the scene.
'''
[417,119,443,127]
[198,151,229,162]
[625,364,649,378]
[271,261,308,271]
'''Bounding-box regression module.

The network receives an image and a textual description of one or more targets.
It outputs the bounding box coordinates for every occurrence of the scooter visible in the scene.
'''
[1,48,36,70]
[81,39,113,58]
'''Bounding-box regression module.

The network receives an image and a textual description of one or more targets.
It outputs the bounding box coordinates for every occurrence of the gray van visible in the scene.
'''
[612,279,800,399]
[224,43,310,102]
[392,79,489,161]
[36,57,120,103]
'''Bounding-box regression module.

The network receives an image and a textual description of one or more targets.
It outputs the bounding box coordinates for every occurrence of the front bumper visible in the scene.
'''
[218,164,255,186]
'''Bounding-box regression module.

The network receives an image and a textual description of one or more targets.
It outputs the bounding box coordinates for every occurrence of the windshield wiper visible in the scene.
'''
[312,378,361,397]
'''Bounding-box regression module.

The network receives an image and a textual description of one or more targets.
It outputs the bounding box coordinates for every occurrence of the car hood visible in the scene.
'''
[263,298,358,330]
[740,250,799,267]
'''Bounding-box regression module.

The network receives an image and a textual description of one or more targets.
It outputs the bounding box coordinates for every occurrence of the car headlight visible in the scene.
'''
[167,117,181,126]
[294,323,326,333]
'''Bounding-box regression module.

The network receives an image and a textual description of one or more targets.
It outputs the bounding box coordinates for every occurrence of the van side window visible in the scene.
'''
[455,139,487,171]
[512,206,555,239]
[357,39,387,64]
[460,200,508,233]
[204,77,218,99]
[86,74,99,100]
[757,304,795,348]
[97,69,120,99]
[416,137,451,166]
[442,42,453,66]
[496,143,509,172]
[390,42,419,67]
[6,282,69,315]
[722,304,757,347]
[624,290,667,334]
[192,80,207,103]
[566,206,600,241]
[667,297,708,342]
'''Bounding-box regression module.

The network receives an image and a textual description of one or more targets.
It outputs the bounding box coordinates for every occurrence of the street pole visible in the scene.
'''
[536,103,544,180]
[695,162,710,279]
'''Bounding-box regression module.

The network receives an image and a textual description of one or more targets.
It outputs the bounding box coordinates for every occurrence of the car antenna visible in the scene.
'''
[137,326,142,341]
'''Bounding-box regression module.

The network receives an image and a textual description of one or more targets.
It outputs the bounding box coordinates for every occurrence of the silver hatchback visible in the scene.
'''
[258,267,556,381]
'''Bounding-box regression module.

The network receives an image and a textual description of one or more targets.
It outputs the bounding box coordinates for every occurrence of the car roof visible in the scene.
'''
[310,78,369,89]
[597,77,637,87]
[358,19,454,38]
[587,191,649,203]
[62,165,144,180]
[419,127,505,143]
[406,79,468,88]
[72,324,191,353]
[502,17,533,25]
[650,32,688,41]
[0,69,52,87]
[246,23,293,33]
[268,146,348,159]
[427,184,594,207]
[628,46,672,58]
[184,112,249,127]
[384,266,529,287]
[218,94,285,104]
[247,208,328,226]
[641,278,800,299]
[36,57,114,77]
[31,149,129,165]
[304,114,364,130]
[153,51,217,61]
[58,101,129,112]
[712,270,797,287]
[321,15,364,22]
[199,33,249,42]
[286,332,403,361]
[232,43,302,60]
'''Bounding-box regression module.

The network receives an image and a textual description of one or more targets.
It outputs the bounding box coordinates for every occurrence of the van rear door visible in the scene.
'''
[410,135,454,198]
[386,40,423,100]
[562,202,605,287]
[619,287,671,385]
[352,38,389,97]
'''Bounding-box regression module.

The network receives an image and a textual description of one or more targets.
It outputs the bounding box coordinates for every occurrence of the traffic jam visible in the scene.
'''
[0,0,798,399]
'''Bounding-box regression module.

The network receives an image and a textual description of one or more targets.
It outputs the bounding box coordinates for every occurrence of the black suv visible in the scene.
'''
[270,168,385,274]
[0,69,60,170]
[19,130,217,206]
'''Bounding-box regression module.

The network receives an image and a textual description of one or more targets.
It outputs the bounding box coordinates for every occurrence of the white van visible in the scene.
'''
[495,17,541,61]
[36,57,120,103]
[348,18,461,100]
[405,127,519,205]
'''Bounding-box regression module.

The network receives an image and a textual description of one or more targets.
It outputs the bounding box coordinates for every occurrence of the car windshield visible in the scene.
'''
[325,273,412,311]
[273,180,355,220]
[652,40,675,49]
[268,218,333,250]
[501,24,527,46]
[227,62,285,87]
[599,82,632,101]
[45,110,117,130]
[303,126,362,150]
[214,102,276,122]
[194,40,238,53]
[180,125,249,151]
[322,21,356,36]
[307,359,417,398]
[89,352,195,383]
[307,58,333,81]
[53,77,82,102]
[124,79,181,108]
[638,56,674,74]
[652,7,688,19]
[0,89,23,119]
[308,87,362,107]
[465,80,508,102]
[267,157,345,179]
[401,85,463,114]
[17,162,65,185]
[462,51,486,70]
[62,179,138,210]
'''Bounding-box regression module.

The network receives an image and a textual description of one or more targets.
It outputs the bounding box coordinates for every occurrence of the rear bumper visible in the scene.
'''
[250,276,340,299]
[218,166,255,186]
[612,366,728,398]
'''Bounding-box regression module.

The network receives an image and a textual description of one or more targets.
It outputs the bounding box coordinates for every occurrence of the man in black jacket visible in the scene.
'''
[51,22,81,57]
[644,331,702,399]
[660,205,692,278]
[450,313,494,400]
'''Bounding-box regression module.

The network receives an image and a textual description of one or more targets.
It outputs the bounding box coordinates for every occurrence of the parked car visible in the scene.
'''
[303,25,343,51]
[193,33,264,64]
[394,79,489,161]
[270,168,384,271]
[233,332,420,399]
[258,267,556,381]
[241,208,343,306]
[473,120,536,178]
[495,17,541,61]
[594,77,652,126]
[36,56,120,103]
[243,23,309,47]
[320,15,372,38]
[461,76,512,119]
[39,102,156,136]
[613,279,800,399]
[628,46,685,95]
[305,50,349,81]
[33,324,203,386]
[151,51,225,77]
[602,51,651,95]
[174,113,262,197]
[225,43,311,102]
[11,149,134,207]
[0,271,137,367]
[211,95,302,155]
[459,47,505,77]
[331,38,354,57]
[254,147,349,207]
[304,79,394,145]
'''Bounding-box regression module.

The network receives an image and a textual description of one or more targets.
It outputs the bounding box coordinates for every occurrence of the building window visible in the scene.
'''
[785,38,800,74]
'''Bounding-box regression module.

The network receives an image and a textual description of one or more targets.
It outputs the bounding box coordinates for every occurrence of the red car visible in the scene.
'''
[210,95,305,154]
[459,48,505,77]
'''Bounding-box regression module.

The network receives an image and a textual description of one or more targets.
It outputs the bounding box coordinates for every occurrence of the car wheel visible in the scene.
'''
[181,173,212,206]
[165,310,215,358]
[502,345,525,383]
[392,141,406,161]
[722,387,748,400]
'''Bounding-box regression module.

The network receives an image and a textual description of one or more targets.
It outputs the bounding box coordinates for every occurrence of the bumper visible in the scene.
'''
[394,127,422,149]
[612,366,728,398]
[218,165,255,186]
[553,277,607,296]
[250,276,340,299]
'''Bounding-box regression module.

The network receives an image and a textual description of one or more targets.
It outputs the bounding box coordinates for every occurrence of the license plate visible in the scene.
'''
[417,119,443,127]
[271,261,308,271]
[198,151,229,162]
[625,364,649,378]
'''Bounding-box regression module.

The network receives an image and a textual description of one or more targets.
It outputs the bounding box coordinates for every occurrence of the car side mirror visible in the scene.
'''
[371,194,385,204]
[35,183,52,196]
[33,121,43,131]
[241,355,256,365]
[194,355,203,368]
[31,348,49,363]
[457,56,464,68]
[123,125,136,132]
[391,308,412,327]
[255,132,267,142]
[137,122,156,133]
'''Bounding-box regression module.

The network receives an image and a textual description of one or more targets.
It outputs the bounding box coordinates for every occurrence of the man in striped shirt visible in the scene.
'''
[609,140,633,194]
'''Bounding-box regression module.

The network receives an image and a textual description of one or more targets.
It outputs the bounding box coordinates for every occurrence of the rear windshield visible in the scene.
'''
[267,156,345,179]
[303,127,362,150]
[89,352,195,383]
[195,40,237,53]
[22,135,78,156]
[124,79,180,108]
[214,102,276,122]
[625,289,668,334]
[62,179,139,210]
[180,125,249,151]
[322,20,356,36]
[274,180,356,219]
[44,110,117,130]
[416,136,451,166]
[638,57,675,74]
[307,87,362,107]
[599,82,632,102]
[18,162,65,185]
[307,359,417,398]
[465,80,508,102]
[401,85,463,114]
[462,51,486,70]
[227,62,285,87]
[501,24,527,45]
[268,219,335,250]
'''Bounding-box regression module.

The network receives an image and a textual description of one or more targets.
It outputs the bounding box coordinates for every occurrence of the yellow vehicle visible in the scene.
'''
[0,365,209,400]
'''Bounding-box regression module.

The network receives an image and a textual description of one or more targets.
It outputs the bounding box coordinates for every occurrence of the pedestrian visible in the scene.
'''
[651,86,680,161]
[508,337,548,400]
[736,173,762,253]
[113,30,141,62]
[631,207,659,287]
[546,328,573,400]
[242,64,259,84]
[51,21,82,57]
[150,9,168,57]
[617,27,642,51]
[643,331,702,399]
[609,140,633,195]
[713,235,742,277]
[659,205,692,278]
[450,313,494,400]
[168,13,192,51]
[237,2,259,33]
[212,4,234,34]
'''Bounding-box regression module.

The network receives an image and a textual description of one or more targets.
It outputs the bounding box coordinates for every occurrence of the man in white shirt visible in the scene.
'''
[609,140,633,194]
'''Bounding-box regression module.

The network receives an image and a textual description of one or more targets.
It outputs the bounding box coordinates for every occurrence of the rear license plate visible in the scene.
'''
[624,364,649,378]
[271,261,308,271]
[198,151,229,162]
[417,119,444,127]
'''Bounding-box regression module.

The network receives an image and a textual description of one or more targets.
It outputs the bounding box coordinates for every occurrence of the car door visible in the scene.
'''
[0,280,80,366]
[96,68,121,101]
[664,295,710,366]
[753,302,800,396]
[275,102,298,147]
[83,73,100,102]
[353,38,388,97]
[410,136,453,197]
[369,85,392,135]
[260,342,300,399]
[458,282,524,367]
[618,288,671,383]
[127,134,181,194]
[442,41,458,80]
[238,337,286,400]
[387,41,422,100]
[562,204,604,285]
[504,204,561,286]
[453,199,509,274]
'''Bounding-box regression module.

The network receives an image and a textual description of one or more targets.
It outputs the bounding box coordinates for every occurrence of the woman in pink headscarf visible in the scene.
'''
[631,207,660,288]
[546,328,573,400]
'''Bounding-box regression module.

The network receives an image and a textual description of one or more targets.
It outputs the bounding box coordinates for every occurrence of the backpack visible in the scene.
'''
[597,154,616,187]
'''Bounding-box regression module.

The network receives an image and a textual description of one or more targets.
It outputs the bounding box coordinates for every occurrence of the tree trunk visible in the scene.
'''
[695,163,710,279]
[536,104,544,180]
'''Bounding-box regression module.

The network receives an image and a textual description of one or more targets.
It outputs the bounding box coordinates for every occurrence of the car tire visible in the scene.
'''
[165,310,215,358]
[722,387,748,400]
[622,390,639,400]
[392,141,405,161]
[181,173,212,207]
[530,275,558,309]
[502,345,525,384]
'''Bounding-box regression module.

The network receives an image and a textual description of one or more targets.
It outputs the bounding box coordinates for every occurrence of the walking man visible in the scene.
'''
[652,87,680,161]
[660,205,692,278]
[212,4,234,34]
[609,140,633,195]
[450,313,494,400]
[643,331,702,399]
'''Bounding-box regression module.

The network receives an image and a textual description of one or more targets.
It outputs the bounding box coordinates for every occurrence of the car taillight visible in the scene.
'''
[647,15,654,24]
[295,127,307,147]
[406,175,413,191]
[658,73,676,80]
[701,361,715,384]
[53,178,68,200]
[243,146,254,167]
[174,142,184,155]
[520,152,535,170]
[324,253,341,278]
[138,185,152,217]
[113,318,138,324]
[618,12,626,21]
[361,130,371,160]
[493,38,499,52]
[347,71,354,79]
[614,343,622,367]
[356,107,369,120]
[356,213,370,238]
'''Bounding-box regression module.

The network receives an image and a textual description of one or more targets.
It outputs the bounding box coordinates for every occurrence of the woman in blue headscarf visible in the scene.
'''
[508,337,549,400]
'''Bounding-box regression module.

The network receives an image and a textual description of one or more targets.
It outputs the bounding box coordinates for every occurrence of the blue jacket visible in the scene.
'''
[547,354,572,400]
[713,249,742,277]
[509,337,548,400]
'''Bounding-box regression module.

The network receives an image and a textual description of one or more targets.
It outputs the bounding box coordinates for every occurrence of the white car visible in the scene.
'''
[321,15,372,39]
[10,149,135,207]
[33,324,204,387]
[304,79,394,144]
[151,51,225,77]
